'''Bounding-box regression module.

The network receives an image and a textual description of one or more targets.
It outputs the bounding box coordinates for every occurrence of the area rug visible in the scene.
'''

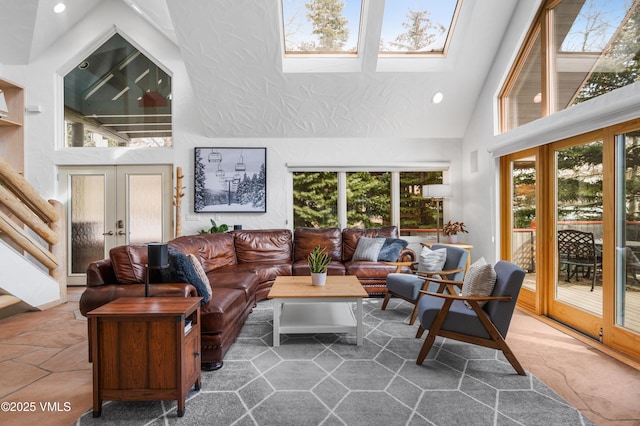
[76,298,593,426]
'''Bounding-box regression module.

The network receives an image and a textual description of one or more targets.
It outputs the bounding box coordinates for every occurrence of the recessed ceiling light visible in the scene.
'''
[53,3,66,13]
[431,91,444,104]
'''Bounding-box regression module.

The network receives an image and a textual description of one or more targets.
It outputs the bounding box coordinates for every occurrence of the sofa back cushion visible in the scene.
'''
[170,233,237,273]
[233,229,293,263]
[109,244,148,283]
[294,228,342,262]
[342,226,398,261]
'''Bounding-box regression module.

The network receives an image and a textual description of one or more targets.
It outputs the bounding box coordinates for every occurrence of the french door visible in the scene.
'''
[58,165,172,285]
[501,119,640,361]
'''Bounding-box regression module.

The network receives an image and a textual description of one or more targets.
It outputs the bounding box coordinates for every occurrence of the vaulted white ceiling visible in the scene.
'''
[0,0,528,138]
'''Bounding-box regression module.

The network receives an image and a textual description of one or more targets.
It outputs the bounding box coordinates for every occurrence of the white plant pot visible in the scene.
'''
[311,272,327,286]
[448,235,459,243]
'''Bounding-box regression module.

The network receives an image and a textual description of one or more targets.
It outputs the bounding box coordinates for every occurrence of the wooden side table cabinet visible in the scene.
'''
[88,297,202,417]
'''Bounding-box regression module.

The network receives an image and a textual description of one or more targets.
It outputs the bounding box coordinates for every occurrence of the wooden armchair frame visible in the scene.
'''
[414,266,526,376]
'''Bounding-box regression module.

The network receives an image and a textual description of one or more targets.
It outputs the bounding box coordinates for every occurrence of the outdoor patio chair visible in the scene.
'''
[557,229,602,291]
[626,247,640,285]
[382,244,468,325]
[415,260,527,375]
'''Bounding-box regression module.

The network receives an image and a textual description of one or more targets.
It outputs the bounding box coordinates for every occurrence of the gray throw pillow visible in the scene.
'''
[461,257,497,309]
[187,254,212,299]
[417,246,446,273]
[352,236,385,261]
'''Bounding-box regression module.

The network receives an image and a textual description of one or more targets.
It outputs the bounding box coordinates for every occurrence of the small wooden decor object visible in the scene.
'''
[173,166,185,237]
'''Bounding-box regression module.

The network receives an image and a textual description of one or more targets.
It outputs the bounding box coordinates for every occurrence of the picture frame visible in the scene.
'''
[194,147,266,213]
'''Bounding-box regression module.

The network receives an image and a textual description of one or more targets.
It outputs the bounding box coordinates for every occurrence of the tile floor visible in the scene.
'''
[0,287,638,426]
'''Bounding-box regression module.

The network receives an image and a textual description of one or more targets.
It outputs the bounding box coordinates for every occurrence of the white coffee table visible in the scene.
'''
[267,275,368,346]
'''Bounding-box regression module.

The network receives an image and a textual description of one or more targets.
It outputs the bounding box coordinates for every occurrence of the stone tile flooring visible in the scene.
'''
[0,288,639,425]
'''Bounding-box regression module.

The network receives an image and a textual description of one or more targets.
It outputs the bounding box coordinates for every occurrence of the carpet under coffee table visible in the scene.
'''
[76,298,593,425]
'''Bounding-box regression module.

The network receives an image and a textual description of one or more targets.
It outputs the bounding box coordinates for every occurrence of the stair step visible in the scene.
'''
[0,295,21,309]
[0,295,29,320]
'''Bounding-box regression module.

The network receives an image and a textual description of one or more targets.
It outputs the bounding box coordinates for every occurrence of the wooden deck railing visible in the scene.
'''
[0,156,65,286]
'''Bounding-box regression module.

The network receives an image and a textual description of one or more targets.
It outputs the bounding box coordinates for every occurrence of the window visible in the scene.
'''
[292,169,443,230]
[63,33,172,147]
[379,0,461,54]
[346,172,391,227]
[280,0,462,58]
[500,0,639,132]
[292,172,339,228]
[281,0,363,54]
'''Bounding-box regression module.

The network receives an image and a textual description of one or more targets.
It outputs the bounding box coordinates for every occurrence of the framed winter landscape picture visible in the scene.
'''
[194,147,267,213]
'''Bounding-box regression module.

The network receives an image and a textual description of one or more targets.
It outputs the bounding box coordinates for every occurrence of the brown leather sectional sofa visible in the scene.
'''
[79,226,414,370]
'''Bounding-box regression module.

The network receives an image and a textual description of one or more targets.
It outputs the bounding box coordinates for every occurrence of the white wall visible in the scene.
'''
[1,0,463,238]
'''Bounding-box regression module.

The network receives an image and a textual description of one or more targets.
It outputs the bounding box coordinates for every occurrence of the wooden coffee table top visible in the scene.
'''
[268,275,367,299]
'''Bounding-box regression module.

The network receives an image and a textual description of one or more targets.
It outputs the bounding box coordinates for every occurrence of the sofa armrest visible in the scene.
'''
[79,283,198,316]
[398,247,416,263]
[86,258,118,286]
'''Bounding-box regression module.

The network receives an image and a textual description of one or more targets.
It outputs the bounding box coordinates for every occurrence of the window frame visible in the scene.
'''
[499,0,639,133]
[288,163,449,230]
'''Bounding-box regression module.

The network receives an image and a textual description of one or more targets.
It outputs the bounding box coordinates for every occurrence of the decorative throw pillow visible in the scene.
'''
[417,246,447,273]
[377,237,409,262]
[461,257,497,309]
[161,247,210,303]
[187,254,212,299]
[352,236,385,261]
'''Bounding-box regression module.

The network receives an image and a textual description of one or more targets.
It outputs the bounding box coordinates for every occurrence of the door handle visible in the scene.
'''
[117,230,127,236]
[102,231,114,236]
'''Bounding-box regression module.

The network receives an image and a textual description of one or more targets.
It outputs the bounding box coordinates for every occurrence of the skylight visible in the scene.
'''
[379,0,461,54]
[281,0,363,55]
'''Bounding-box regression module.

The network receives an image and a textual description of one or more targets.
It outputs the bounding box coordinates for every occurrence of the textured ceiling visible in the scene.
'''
[0,0,525,139]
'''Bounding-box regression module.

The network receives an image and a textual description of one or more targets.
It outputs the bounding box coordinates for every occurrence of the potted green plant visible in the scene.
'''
[198,219,229,234]
[308,245,331,286]
[442,220,468,243]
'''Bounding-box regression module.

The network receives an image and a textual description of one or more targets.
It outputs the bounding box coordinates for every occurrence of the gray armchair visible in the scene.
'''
[382,244,468,325]
[415,260,526,375]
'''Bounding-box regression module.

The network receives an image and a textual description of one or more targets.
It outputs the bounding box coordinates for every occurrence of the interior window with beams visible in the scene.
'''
[501,0,640,132]
[64,33,172,147]
[292,170,443,231]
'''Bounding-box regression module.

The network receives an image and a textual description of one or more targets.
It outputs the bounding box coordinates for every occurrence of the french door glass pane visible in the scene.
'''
[128,174,163,245]
[346,172,391,228]
[512,157,537,291]
[293,172,339,228]
[555,140,604,314]
[618,131,640,333]
[70,175,105,274]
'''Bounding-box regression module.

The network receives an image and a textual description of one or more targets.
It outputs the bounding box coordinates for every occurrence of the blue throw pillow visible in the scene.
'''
[161,246,210,303]
[377,237,409,262]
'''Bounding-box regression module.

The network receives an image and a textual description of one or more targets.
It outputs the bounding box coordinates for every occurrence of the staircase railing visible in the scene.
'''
[0,156,66,298]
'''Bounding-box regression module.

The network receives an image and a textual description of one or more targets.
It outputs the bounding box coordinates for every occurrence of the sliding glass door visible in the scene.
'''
[611,129,640,356]
[501,119,640,361]
[549,138,604,339]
